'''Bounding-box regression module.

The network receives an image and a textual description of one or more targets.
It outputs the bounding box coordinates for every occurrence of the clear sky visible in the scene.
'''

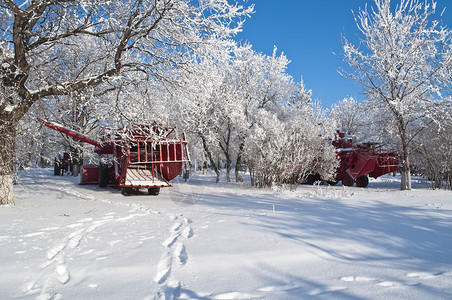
[235,0,452,107]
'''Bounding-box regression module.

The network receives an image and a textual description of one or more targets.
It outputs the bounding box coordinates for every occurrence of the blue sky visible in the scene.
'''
[235,0,452,107]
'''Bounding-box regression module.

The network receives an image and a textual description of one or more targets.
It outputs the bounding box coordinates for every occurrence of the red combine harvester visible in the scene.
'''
[38,119,190,195]
[326,131,399,187]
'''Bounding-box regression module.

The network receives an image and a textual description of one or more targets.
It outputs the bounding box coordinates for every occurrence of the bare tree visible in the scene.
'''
[0,0,252,204]
[342,0,452,190]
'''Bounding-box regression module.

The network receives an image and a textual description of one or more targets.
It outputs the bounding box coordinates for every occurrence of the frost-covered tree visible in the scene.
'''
[170,42,233,183]
[169,43,299,184]
[329,97,366,136]
[215,81,239,182]
[411,100,452,189]
[284,87,338,185]
[0,0,253,204]
[39,90,107,169]
[245,89,337,188]
[342,0,452,190]
[15,107,52,171]
[229,46,296,182]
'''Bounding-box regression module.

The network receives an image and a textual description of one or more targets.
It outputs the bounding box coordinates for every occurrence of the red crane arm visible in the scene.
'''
[37,118,102,148]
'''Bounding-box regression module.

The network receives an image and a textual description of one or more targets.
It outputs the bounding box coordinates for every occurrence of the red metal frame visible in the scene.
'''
[38,118,190,191]
[330,131,399,186]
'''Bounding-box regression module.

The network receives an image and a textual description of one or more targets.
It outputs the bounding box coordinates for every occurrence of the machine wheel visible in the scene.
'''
[305,174,320,185]
[54,163,61,176]
[148,187,160,196]
[341,175,354,187]
[356,175,369,188]
[305,174,315,185]
[98,164,109,187]
[121,187,133,196]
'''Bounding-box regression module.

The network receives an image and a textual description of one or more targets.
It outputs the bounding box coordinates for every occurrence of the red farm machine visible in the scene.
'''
[38,119,190,195]
[323,131,399,187]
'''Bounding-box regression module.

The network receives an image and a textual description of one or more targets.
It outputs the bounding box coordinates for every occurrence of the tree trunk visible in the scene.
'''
[249,167,255,187]
[235,141,245,183]
[225,159,231,182]
[405,154,412,190]
[220,124,232,182]
[0,119,17,205]
[200,134,220,183]
[398,117,412,190]
[400,168,407,190]
[70,145,84,177]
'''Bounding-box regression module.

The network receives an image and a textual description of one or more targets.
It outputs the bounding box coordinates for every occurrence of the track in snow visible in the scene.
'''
[154,215,193,299]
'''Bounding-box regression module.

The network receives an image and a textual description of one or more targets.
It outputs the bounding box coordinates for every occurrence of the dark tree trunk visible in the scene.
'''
[200,134,220,183]
[235,141,245,183]
[70,144,84,176]
[0,118,17,205]
[219,123,232,182]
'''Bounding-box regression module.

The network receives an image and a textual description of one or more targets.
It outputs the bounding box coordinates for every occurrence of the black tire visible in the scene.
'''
[305,174,315,185]
[54,163,61,176]
[342,174,354,186]
[148,187,160,196]
[121,187,133,196]
[356,175,369,188]
[305,174,320,185]
[327,181,338,186]
[98,164,109,187]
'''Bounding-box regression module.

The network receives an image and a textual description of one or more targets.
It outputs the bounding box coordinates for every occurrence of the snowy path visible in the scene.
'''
[1,169,452,299]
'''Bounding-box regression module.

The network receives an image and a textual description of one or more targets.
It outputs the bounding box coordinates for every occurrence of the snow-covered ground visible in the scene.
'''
[1,169,452,300]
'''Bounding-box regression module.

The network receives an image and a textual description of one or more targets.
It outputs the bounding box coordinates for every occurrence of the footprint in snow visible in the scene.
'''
[182,227,193,238]
[56,264,70,284]
[377,281,402,287]
[154,252,173,284]
[162,232,181,248]
[155,216,194,287]
[174,243,188,265]
[37,292,62,300]
[157,280,182,300]
[47,242,66,260]
[171,222,182,232]
[307,286,347,296]
[406,272,439,279]
[377,281,418,287]
[258,284,299,292]
[67,229,85,249]
[340,276,376,282]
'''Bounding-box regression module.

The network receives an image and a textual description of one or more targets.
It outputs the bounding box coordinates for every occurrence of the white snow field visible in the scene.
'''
[1,168,452,300]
